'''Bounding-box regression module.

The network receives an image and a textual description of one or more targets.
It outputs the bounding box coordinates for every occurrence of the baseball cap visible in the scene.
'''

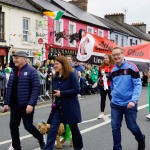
[12,51,28,58]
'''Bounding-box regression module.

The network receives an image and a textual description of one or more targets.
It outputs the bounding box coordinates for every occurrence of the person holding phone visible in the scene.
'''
[44,56,83,150]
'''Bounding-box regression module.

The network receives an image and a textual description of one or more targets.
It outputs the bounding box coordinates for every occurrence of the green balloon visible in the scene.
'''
[38,53,42,56]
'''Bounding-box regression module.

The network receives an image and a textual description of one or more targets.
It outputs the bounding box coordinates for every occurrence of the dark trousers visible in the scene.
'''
[100,86,111,112]
[80,88,85,96]
[10,104,43,150]
[44,109,83,150]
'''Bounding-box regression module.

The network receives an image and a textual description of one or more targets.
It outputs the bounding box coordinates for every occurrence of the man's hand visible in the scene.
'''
[26,105,33,114]
[127,102,135,108]
[3,105,10,113]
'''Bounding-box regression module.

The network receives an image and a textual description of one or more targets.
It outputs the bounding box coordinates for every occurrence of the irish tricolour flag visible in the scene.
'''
[43,11,64,20]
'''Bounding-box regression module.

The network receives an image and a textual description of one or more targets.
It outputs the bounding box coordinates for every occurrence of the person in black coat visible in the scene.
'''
[44,56,83,150]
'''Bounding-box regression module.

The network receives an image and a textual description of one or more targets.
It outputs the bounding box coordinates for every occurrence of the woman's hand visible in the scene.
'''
[3,105,10,113]
[54,90,61,97]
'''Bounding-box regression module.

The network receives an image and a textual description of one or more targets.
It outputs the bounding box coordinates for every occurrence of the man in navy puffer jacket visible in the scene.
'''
[3,51,45,150]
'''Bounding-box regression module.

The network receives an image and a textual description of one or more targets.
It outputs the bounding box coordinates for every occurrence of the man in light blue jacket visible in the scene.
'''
[110,47,145,150]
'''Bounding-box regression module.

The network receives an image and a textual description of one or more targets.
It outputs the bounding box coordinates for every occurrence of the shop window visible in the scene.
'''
[23,17,30,42]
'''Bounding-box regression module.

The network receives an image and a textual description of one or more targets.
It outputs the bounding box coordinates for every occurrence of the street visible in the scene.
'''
[0,86,150,150]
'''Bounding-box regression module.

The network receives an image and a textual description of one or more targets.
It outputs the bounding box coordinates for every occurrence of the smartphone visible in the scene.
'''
[53,90,57,94]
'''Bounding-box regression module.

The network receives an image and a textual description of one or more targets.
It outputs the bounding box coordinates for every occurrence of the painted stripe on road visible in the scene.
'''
[81,119,111,134]
[0,135,32,145]
[79,114,111,124]
[0,104,148,149]
[138,104,148,110]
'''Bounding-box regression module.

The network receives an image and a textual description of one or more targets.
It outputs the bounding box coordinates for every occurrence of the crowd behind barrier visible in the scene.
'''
[0,59,148,107]
[0,60,100,104]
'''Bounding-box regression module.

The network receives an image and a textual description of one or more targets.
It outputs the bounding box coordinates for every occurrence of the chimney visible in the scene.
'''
[69,0,88,11]
[104,13,125,25]
[132,22,146,33]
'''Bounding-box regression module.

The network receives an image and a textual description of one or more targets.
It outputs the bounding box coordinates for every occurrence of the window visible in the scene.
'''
[69,21,76,46]
[115,35,118,44]
[121,36,124,47]
[54,20,63,45]
[87,26,93,34]
[108,31,111,39]
[130,39,133,46]
[98,29,104,37]
[135,40,138,45]
[0,12,4,40]
[23,17,30,42]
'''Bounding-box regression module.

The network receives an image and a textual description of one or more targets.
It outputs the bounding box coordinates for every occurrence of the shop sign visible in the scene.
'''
[38,38,43,44]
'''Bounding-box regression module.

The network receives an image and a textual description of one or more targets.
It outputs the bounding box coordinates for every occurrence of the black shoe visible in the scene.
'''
[138,135,145,150]
[39,141,45,150]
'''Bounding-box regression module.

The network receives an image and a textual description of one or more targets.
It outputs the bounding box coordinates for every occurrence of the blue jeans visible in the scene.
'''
[110,102,144,150]
[44,109,83,150]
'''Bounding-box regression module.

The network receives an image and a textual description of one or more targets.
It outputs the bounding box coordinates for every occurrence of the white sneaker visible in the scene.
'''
[78,94,81,97]
[146,114,150,119]
[97,113,104,119]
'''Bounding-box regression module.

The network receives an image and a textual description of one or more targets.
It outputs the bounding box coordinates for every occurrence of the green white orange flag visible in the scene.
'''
[43,11,64,20]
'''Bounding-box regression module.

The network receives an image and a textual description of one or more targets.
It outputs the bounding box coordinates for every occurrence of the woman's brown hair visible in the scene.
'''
[100,54,114,68]
[54,56,73,80]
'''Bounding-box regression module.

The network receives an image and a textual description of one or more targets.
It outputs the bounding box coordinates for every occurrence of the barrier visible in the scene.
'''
[38,74,52,102]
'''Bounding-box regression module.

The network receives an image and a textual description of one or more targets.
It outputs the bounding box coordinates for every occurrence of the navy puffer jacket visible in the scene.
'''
[4,64,40,106]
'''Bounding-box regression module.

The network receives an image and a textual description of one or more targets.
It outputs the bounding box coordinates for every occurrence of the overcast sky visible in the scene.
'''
[64,0,150,32]
[88,0,150,32]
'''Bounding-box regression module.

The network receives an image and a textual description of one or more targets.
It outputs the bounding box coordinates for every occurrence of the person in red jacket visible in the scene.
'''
[97,54,114,119]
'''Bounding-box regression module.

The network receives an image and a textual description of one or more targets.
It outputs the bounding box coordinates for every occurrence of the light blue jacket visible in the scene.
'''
[110,60,142,106]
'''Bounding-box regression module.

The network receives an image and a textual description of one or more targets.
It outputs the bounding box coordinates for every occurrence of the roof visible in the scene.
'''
[52,0,108,29]
[94,15,137,37]
[31,0,76,19]
[93,14,150,41]
[124,23,150,41]
[0,0,40,13]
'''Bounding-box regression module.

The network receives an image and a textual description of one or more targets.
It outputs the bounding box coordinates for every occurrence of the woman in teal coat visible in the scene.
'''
[44,56,83,150]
